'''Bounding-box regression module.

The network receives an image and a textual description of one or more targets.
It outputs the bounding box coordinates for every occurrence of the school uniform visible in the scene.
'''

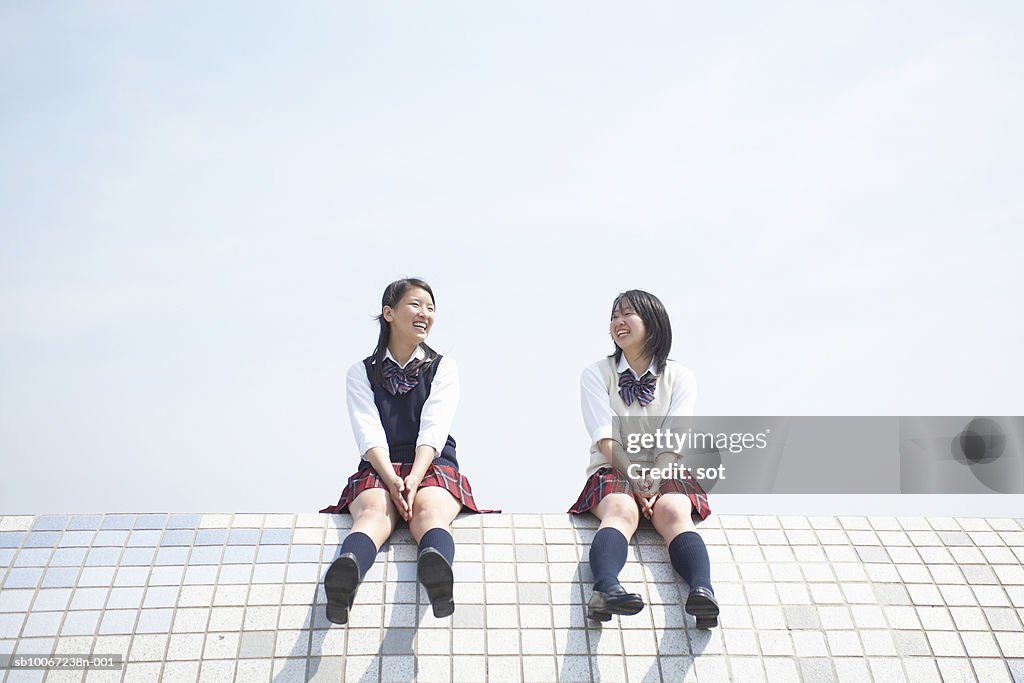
[568,355,711,521]
[570,353,719,628]
[320,345,492,514]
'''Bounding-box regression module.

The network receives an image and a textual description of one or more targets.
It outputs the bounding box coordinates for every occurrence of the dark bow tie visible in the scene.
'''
[618,369,657,407]
[383,358,425,395]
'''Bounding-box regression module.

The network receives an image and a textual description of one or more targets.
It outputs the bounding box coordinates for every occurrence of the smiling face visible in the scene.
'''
[610,299,648,356]
[382,286,435,346]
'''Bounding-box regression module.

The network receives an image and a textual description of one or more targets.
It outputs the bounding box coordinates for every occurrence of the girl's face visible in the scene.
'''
[383,286,435,344]
[610,300,647,355]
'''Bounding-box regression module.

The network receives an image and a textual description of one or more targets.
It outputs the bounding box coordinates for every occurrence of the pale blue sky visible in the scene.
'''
[2,3,1022,514]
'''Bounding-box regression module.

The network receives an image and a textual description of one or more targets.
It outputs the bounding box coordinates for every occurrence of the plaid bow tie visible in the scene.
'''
[618,369,657,407]
[383,358,425,395]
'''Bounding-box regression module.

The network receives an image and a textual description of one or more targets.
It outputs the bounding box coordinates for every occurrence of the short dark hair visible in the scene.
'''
[368,277,438,388]
[608,289,672,373]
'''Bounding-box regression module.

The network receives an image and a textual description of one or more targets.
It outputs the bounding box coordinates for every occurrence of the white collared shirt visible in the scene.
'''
[346,345,459,460]
[580,355,697,448]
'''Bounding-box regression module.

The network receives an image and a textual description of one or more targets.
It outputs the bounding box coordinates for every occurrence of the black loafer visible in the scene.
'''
[418,547,455,618]
[324,553,361,625]
[587,584,645,622]
[686,586,720,629]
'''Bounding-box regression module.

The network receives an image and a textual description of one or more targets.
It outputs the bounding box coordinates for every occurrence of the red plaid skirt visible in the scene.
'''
[568,467,711,522]
[320,462,498,514]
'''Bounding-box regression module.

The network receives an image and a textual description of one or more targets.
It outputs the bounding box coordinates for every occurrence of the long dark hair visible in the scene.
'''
[368,277,439,388]
[608,289,672,374]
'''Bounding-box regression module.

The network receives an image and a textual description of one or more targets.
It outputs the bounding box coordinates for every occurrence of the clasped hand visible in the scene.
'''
[386,474,422,522]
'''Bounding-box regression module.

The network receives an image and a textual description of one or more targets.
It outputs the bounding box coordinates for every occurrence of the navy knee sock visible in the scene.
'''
[669,531,713,592]
[419,527,455,565]
[339,532,378,580]
[590,528,628,593]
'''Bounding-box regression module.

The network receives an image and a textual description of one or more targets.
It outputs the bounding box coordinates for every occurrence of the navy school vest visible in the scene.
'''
[362,354,459,470]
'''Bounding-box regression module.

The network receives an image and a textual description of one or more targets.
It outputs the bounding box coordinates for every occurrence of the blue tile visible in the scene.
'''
[105,587,143,609]
[0,549,15,566]
[259,529,293,545]
[60,610,100,636]
[187,546,222,565]
[227,529,259,546]
[0,532,25,549]
[67,515,102,531]
[33,588,74,611]
[223,546,256,564]
[133,514,167,530]
[155,547,189,565]
[58,531,96,547]
[4,567,43,589]
[101,515,135,530]
[289,546,321,563]
[91,531,128,547]
[32,516,68,532]
[142,586,178,608]
[66,588,104,611]
[85,548,121,566]
[23,532,60,548]
[195,530,226,546]
[166,514,200,530]
[98,610,137,635]
[136,608,173,634]
[127,531,161,548]
[183,565,218,584]
[321,547,335,562]
[50,548,87,567]
[120,548,156,566]
[160,530,196,547]
[40,566,78,588]
[256,546,288,563]
[0,613,26,639]
[13,549,52,567]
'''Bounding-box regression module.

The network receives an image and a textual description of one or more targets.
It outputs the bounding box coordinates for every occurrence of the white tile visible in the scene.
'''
[727,657,766,683]
[834,657,870,683]
[198,515,232,529]
[128,633,168,662]
[452,628,485,655]
[486,628,520,655]
[757,630,793,656]
[167,632,205,660]
[722,630,758,656]
[451,656,486,683]
[971,658,1013,683]
[203,632,240,659]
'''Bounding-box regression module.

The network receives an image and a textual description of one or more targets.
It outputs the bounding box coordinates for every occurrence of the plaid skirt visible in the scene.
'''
[320,462,498,514]
[568,467,711,522]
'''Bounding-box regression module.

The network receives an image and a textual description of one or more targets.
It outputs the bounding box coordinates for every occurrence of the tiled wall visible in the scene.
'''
[1,513,1024,682]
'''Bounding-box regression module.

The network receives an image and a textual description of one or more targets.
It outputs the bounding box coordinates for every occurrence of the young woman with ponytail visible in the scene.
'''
[320,278,494,624]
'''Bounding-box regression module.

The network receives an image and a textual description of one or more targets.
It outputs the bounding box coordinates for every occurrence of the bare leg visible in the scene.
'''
[591,492,640,540]
[408,487,463,543]
[650,494,696,543]
[348,488,400,549]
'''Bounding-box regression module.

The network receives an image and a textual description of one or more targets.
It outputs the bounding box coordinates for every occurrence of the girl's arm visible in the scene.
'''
[346,362,408,515]
[655,366,699,479]
[416,356,459,460]
[404,356,459,515]
[581,364,642,489]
